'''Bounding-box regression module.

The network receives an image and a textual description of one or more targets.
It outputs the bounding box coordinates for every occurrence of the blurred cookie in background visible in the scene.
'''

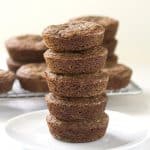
[102,39,117,56]
[103,64,132,90]
[0,69,15,93]
[5,34,47,62]
[105,54,118,68]
[16,63,48,92]
[6,58,28,72]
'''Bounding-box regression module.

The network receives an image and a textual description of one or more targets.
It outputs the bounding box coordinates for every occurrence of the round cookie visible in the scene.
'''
[102,39,117,56]
[0,69,15,93]
[16,63,48,92]
[45,71,109,97]
[7,58,27,72]
[105,54,118,68]
[42,21,105,52]
[70,16,119,41]
[103,64,132,90]
[46,113,109,143]
[5,34,47,62]
[44,46,108,74]
[46,93,107,121]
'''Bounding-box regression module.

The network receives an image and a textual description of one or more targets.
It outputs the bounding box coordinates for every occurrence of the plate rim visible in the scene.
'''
[5,109,150,150]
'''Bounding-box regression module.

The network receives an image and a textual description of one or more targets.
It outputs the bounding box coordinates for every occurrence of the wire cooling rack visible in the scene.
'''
[107,81,142,96]
[0,80,142,99]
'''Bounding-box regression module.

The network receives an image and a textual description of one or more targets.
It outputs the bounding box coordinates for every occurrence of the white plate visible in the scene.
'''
[5,110,149,150]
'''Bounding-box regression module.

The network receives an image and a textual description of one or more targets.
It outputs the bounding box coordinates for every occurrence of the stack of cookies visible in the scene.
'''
[70,16,132,90]
[42,21,109,143]
[5,34,47,72]
[5,34,49,92]
[69,16,119,67]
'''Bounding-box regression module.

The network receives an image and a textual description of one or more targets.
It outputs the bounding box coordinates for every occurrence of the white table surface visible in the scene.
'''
[0,52,150,150]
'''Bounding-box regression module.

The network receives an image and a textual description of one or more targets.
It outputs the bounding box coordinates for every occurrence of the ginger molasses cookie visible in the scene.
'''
[102,39,117,56]
[7,58,27,72]
[42,21,105,52]
[45,71,109,97]
[44,46,108,74]
[103,64,132,90]
[46,93,107,121]
[70,16,119,41]
[16,63,48,92]
[46,113,109,143]
[5,34,47,62]
[0,70,15,93]
[105,54,118,68]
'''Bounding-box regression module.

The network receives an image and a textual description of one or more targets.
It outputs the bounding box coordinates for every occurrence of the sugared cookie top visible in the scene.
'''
[16,63,46,78]
[0,69,15,80]
[42,21,105,52]
[5,34,47,51]
[42,21,105,39]
[70,16,118,30]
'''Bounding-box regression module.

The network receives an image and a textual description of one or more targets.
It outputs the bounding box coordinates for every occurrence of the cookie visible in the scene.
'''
[16,63,48,92]
[102,39,117,56]
[45,71,109,97]
[46,93,107,121]
[103,64,132,90]
[0,70,15,93]
[7,58,27,72]
[70,16,119,41]
[5,34,47,62]
[42,21,105,52]
[105,54,118,67]
[46,112,109,143]
[44,46,108,74]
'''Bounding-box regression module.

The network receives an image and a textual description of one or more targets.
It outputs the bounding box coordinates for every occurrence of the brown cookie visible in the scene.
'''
[46,112,109,143]
[102,39,117,56]
[5,34,47,62]
[44,46,108,74]
[103,64,132,90]
[0,70,15,93]
[7,58,28,72]
[42,21,105,52]
[70,16,119,41]
[105,54,118,68]
[16,63,48,92]
[46,93,107,121]
[45,71,109,97]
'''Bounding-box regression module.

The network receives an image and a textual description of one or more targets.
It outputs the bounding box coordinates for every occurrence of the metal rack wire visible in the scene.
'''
[0,80,142,99]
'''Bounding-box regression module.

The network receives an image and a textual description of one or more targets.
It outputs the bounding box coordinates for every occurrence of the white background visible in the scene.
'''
[0,0,150,66]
